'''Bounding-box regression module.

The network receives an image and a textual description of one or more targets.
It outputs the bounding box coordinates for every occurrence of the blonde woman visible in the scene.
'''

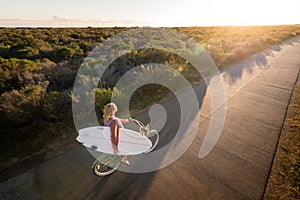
[103,103,130,165]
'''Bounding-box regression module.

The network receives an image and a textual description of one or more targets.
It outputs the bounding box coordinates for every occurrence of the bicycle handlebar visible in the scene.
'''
[128,117,145,127]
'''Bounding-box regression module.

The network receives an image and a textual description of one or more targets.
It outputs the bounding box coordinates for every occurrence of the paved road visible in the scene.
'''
[1,36,300,200]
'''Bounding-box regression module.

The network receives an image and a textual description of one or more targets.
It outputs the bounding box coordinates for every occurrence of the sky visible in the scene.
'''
[0,0,299,27]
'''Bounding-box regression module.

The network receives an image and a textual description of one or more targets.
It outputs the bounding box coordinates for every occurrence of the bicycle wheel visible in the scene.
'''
[93,160,120,176]
[144,130,159,153]
[92,153,121,176]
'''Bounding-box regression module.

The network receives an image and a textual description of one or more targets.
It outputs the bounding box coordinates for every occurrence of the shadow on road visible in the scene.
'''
[223,36,300,85]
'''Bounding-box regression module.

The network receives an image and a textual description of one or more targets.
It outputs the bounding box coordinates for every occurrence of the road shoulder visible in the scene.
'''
[264,67,300,199]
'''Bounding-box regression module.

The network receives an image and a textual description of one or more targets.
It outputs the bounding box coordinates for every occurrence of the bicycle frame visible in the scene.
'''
[92,118,159,176]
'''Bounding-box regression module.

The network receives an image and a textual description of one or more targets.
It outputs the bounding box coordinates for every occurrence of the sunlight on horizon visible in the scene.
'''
[0,0,299,27]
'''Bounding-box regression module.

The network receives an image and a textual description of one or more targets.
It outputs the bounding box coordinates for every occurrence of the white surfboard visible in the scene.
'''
[76,126,152,155]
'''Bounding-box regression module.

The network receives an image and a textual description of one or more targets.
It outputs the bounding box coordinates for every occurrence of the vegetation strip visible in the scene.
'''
[264,68,300,199]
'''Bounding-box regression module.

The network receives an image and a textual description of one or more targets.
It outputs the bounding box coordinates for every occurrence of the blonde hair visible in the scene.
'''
[103,103,117,124]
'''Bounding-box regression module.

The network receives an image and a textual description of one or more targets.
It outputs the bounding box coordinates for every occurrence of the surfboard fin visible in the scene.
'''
[91,145,98,151]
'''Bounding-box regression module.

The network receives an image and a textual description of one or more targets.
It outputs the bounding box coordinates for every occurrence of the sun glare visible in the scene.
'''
[153,0,300,26]
[0,0,299,27]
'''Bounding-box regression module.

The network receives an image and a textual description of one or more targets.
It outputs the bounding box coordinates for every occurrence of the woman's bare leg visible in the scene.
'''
[121,155,130,165]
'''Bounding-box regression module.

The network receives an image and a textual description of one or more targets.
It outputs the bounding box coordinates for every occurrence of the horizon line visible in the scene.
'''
[0,18,299,28]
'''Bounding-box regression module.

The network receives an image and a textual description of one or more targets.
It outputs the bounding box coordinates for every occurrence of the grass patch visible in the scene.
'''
[264,71,300,199]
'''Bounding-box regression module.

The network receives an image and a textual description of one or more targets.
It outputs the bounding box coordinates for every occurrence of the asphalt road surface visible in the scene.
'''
[1,36,300,200]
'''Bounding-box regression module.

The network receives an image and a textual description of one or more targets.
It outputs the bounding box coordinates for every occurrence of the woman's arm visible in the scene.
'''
[119,118,129,124]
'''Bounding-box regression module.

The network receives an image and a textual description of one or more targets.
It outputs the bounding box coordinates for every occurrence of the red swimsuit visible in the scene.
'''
[105,117,123,151]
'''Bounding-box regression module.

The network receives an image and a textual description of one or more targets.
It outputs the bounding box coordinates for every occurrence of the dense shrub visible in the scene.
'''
[41,90,72,121]
[95,88,112,118]
[55,47,75,61]
[1,25,300,129]
[0,57,40,93]
[0,82,48,127]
